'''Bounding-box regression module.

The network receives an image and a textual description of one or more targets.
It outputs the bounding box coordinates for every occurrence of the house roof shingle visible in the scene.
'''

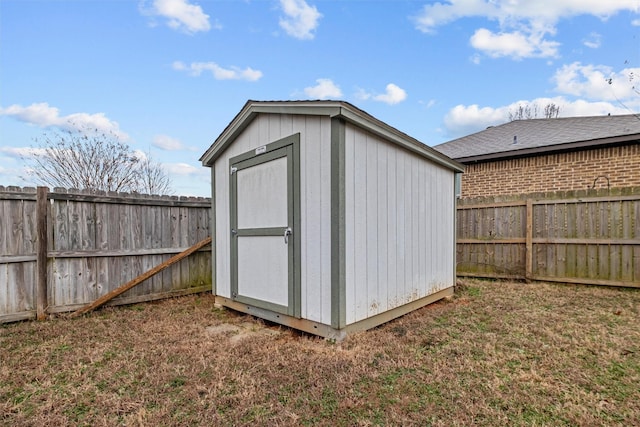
[433,114,640,162]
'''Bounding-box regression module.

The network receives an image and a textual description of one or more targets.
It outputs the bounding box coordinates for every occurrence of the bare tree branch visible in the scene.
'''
[25,126,173,194]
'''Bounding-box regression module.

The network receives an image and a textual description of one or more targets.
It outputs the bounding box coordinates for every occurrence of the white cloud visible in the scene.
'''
[164,162,201,176]
[420,99,437,108]
[470,28,560,59]
[0,146,46,159]
[356,83,408,105]
[303,78,342,99]
[443,96,637,139]
[0,103,128,140]
[173,61,262,81]
[413,0,638,59]
[583,32,602,49]
[374,83,408,105]
[444,103,510,137]
[152,134,186,151]
[553,62,640,101]
[145,0,211,34]
[279,0,322,40]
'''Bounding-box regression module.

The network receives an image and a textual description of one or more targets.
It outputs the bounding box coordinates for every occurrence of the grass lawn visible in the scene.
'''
[1,279,639,426]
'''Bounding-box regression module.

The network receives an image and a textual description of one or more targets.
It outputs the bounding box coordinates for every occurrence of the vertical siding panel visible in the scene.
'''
[377,142,388,313]
[302,116,321,321]
[411,155,420,296]
[353,130,368,321]
[344,129,356,324]
[319,118,332,324]
[395,150,406,306]
[365,134,379,315]
[281,114,294,137]
[430,165,440,286]
[419,161,427,295]
[386,148,398,308]
[268,113,281,141]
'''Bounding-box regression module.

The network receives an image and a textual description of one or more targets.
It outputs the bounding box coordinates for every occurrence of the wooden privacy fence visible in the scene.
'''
[456,188,640,287]
[0,186,212,323]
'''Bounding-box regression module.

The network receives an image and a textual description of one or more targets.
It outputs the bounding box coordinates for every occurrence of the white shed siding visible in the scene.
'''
[213,114,332,324]
[344,125,455,324]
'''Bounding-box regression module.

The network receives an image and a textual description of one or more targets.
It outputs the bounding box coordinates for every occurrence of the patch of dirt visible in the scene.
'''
[205,321,281,344]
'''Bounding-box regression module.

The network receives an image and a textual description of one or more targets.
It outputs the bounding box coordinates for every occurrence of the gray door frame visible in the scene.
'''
[229,133,301,317]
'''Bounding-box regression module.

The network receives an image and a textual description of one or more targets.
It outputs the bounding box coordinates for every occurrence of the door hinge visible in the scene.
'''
[230,166,237,175]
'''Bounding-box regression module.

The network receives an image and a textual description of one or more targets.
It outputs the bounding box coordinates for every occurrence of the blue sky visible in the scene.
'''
[2,0,640,196]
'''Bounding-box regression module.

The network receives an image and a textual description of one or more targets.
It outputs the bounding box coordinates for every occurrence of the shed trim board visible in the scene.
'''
[203,100,462,338]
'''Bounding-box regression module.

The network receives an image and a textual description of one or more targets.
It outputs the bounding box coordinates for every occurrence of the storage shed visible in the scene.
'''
[200,100,464,339]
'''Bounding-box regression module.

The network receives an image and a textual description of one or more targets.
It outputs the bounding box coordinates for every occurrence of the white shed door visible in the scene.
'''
[230,138,298,316]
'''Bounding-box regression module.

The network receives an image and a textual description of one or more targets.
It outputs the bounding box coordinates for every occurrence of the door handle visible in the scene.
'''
[284,227,292,244]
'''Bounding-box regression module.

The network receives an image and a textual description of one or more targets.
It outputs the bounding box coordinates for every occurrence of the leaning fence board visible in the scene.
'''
[70,236,212,317]
[457,188,640,287]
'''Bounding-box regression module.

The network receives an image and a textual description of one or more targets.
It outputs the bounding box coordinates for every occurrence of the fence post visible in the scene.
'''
[36,186,49,321]
[525,199,533,281]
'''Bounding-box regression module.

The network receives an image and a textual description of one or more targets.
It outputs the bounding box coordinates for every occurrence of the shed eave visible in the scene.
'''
[200,100,464,173]
[336,106,465,173]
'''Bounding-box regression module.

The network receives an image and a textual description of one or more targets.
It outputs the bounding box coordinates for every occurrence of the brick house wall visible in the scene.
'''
[460,142,640,198]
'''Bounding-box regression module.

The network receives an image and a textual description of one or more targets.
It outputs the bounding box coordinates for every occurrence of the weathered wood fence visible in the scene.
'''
[0,186,212,323]
[456,187,640,287]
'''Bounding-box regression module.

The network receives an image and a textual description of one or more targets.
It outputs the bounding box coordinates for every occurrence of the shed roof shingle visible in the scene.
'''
[434,114,640,162]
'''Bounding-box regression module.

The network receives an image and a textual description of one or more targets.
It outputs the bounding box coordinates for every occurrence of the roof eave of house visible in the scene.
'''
[200,100,465,173]
[453,133,640,164]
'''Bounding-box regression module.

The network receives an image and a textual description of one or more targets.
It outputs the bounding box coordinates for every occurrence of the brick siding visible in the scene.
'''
[460,143,640,198]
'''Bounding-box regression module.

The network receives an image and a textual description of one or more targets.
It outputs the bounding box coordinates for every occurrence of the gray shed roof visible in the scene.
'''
[200,100,464,173]
[433,114,640,163]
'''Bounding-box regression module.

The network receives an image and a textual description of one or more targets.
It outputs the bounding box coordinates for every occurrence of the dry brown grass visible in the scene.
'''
[1,279,639,426]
